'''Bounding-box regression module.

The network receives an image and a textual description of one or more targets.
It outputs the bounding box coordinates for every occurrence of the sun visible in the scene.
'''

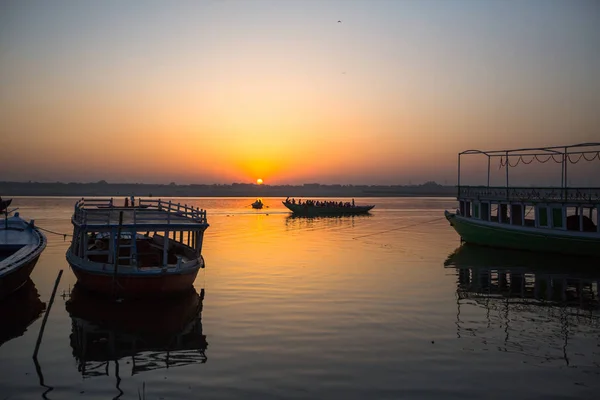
[256,178,264,185]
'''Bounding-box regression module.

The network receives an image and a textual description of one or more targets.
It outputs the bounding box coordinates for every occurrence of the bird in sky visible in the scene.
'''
[337,20,342,23]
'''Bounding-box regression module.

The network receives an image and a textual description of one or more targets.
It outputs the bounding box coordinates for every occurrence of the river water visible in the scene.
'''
[1,197,599,399]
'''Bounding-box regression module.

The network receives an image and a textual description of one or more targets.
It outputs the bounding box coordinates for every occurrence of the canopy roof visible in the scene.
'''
[459,143,600,157]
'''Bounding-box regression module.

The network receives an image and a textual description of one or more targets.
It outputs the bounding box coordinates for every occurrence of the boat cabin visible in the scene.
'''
[458,190,600,233]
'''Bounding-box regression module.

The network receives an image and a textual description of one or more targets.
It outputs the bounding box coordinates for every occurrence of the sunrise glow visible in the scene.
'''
[257,178,264,185]
[1,1,597,185]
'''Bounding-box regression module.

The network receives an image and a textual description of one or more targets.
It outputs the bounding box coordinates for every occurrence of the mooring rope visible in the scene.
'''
[36,226,72,241]
[352,216,446,240]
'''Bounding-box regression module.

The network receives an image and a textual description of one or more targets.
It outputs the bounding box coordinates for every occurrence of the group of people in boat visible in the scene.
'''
[285,197,356,208]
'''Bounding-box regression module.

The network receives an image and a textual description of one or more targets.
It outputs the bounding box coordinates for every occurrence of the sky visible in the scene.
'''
[1,0,599,185]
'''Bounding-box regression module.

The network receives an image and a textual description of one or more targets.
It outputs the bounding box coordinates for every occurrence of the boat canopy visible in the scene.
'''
[459,142,600,157]
[457,142,600,191]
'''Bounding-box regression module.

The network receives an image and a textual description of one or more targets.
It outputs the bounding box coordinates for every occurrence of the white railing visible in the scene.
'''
[73,198,208,226]
[458,186,600,204]
[139,199,207,223]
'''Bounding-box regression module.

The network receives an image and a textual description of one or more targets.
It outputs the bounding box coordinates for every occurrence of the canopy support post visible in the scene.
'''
[457,153,461,198]
[505,151,509,200]
[487,155,491,188]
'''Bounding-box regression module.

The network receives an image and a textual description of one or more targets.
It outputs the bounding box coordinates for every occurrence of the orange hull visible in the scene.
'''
[69,264,200,298]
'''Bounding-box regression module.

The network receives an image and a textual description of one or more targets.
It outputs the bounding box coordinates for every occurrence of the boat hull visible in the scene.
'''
[67,256,202,298]
[445,211,600,257]
[1,214,47,300]
[282,202,374,216]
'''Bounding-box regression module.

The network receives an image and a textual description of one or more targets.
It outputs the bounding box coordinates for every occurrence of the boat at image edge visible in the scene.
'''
[282,200,374,216]
[1,201,47,299]
[445,143,600,257]
[66,197,209,298]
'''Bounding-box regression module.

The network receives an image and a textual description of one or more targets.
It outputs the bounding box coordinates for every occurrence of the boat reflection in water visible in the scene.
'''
[285,213,372,230]
[66,285,207,379]
[0,279,46,347]
[445,244,600,366]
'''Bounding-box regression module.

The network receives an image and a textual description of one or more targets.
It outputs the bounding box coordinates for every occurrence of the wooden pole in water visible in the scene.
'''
[33,269,63,358]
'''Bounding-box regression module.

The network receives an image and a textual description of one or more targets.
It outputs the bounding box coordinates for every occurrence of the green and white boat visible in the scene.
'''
[445,143,600,257]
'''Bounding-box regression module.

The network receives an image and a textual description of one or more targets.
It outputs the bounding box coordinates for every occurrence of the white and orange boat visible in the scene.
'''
[66,198,209,298]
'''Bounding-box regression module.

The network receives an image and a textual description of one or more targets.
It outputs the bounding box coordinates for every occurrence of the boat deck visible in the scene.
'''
[0,216,46,276]
[0,226,38,247]
[80,208,201,226]
[73,199,208,230]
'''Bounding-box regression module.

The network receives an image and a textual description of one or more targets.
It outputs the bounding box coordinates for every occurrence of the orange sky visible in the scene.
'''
[1,1,598,185]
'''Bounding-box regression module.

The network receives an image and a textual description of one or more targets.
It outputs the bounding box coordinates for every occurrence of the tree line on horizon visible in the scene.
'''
[0,180,455,197]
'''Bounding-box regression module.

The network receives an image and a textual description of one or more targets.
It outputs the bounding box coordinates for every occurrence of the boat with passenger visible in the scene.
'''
[251,198,264,209]
[66,197,209,298]
[1,201,47,299]
[445,143,600,257]
[282,198,375,216]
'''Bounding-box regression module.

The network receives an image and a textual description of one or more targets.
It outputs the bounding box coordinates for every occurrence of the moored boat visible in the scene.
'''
[282,199,374,216]
[445,143,600,257]
[66,198,209,298]
[1,204,47,299]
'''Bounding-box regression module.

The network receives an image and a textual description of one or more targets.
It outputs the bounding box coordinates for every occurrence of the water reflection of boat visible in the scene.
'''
[286,213,373,221]
[446,244,600,366]
[446,244,600,307]
[445,243,600,271]
[285,213,372,231]
[66,285,207,378]
[0,279,46,347]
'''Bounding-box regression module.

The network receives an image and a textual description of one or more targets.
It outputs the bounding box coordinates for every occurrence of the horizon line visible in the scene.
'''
[0,180,450,187]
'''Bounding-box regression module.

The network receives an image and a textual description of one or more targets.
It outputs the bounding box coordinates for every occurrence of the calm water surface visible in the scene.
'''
[1,197,599,399]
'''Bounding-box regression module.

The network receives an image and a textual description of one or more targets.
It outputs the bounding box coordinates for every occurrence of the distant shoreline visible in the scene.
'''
[0,181,456,198]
